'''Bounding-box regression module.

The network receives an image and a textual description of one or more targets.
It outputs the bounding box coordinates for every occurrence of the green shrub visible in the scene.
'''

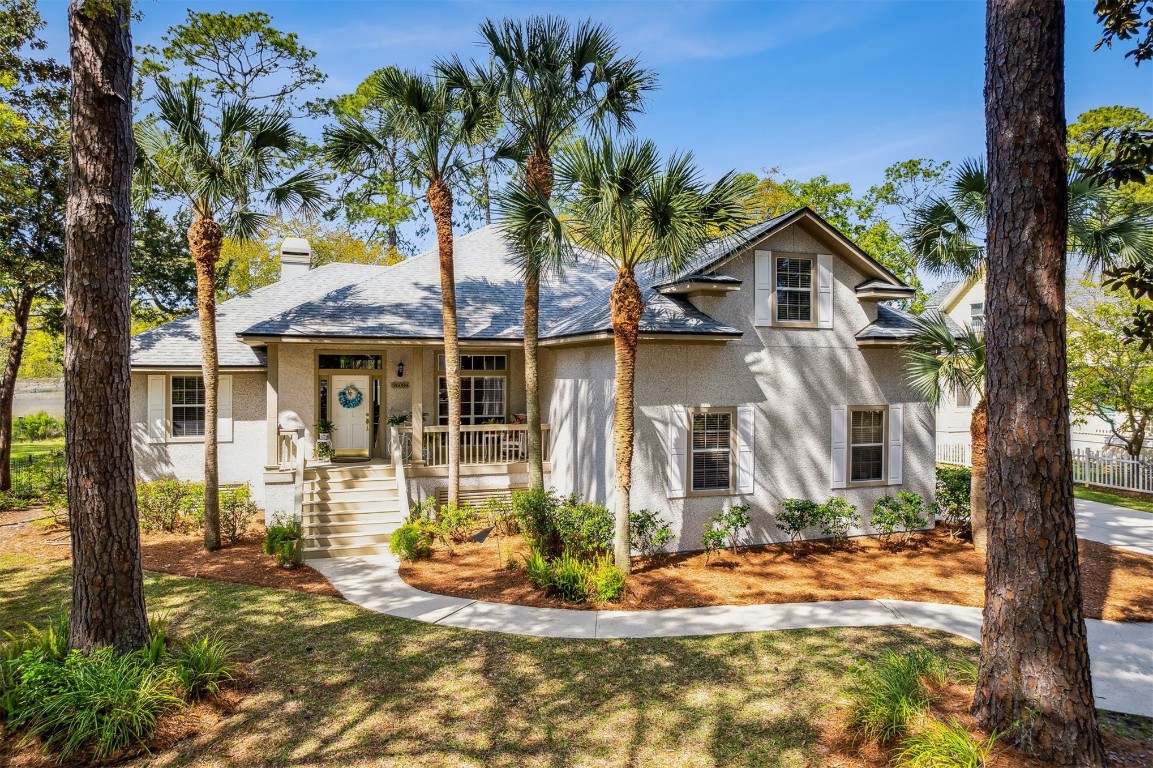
[703,504,751,560]
[174,636,233,698]
[512,488,562,556]
[936,466,972,533]
[6,647,184,762]
[219,484,258,544]
[13,412,64,442]
[895,718,998,768]
[482,496,517,536]
[554,497,613,559]
[9,452,65,501]
[817,496,860,545]
[777,498,822,545]
[263,517,302,568]
[136,479,204,534]
[589,556,626,602]
[629,509,675,556]
[436,501,478,544]
[390,521,435,561]
[522,547,553,590]
[871,491,929,543]
[550,553,590,602]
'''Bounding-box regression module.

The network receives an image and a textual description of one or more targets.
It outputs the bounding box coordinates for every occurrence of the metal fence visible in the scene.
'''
[8,449,66,499]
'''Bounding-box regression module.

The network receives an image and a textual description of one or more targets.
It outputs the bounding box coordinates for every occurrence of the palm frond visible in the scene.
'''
[902,313,984,405]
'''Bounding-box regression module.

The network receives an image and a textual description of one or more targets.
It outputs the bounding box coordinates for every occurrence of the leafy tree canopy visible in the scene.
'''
[138,9,325,113]
[1067,277,1153,458]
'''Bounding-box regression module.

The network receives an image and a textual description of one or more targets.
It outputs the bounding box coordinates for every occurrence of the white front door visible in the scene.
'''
[331,374,371,456]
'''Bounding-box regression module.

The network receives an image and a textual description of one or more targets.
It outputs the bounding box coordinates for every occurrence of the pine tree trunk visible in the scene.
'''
[428,178,460,505]
[65,0,149,653]
[189,216,222,551]
[610,268,643,573]
[969,395,987,551]
[523,147,554,491]
[976,1,1104,763]
[0,289,35,492]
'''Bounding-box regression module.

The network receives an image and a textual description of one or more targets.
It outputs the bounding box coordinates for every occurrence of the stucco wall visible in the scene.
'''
[547,222,936,552]
[131,371,270,504]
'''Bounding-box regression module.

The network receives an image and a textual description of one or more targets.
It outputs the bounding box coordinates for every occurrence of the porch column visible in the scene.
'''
[411,346,425,465]
[265,344,279,468]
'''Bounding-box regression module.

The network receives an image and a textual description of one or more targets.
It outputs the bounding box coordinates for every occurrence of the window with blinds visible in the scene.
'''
[691,411,733,492]
[849,408,886,483]
[171,376,205,437]
[775,257,814,323]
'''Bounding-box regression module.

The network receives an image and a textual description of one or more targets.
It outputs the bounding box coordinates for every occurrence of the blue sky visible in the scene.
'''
[37,0,1153,251]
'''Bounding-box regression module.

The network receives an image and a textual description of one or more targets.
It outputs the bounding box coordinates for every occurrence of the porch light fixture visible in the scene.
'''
[396,361,405,378]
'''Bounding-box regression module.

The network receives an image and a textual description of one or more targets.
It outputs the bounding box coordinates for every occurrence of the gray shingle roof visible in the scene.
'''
[925,281,960,310]
[131,261,385,368]
[854,304,923,341]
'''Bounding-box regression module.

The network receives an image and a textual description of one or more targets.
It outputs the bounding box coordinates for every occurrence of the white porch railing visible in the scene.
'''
[936,442,972,467]
[1073,448,1153,494]
[398,423,550,467]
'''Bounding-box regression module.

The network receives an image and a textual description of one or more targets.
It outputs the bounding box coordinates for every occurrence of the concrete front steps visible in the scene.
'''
[302,463,404,559]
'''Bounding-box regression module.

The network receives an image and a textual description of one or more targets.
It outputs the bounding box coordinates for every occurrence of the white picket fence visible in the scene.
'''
[1073,448,1153,493]
[936,442,1153,494]
[936,443,972,467]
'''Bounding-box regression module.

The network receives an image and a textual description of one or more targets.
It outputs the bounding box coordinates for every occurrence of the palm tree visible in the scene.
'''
[908,157,1153,279]
[499,138,754,572]
[444,16,657,491]
[136,78,326,550]
[903,314,987,546]
[328,68,497,506]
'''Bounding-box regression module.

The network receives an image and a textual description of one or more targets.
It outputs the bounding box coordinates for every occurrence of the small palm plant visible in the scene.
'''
[903,313,986,545]
[498,138,754,571]
[136,77,327,549]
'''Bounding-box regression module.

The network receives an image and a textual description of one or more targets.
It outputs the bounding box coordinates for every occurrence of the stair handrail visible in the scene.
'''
[389,425,411,515]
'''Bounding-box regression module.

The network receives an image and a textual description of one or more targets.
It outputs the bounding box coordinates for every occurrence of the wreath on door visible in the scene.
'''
[337,383,363,409]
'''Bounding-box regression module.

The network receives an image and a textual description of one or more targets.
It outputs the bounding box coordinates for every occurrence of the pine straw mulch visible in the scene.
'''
[815,681,1153,767]
[399,525,1153,621]
[0,506,339,598]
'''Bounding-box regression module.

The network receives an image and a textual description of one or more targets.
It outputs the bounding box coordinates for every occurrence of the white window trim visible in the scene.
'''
[687,406,737,497]
[146,373,233,444]
[772,254,817,327]
[438,374,508,425]
[847,405,888,488]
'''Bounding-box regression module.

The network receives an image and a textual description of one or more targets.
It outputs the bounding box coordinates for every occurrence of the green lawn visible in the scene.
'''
[1075,485,1153,514]
[10,439,63,461]
[0,553,981,768]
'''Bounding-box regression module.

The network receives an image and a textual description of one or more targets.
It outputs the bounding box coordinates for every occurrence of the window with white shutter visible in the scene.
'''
[146,375,166,443]
[754,250,773,327]
[218,375,234,443]
[817,254,834,329]
[666,406,690,497]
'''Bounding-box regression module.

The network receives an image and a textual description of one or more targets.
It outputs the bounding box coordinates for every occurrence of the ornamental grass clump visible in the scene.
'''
[0,617,235,763]
[894,718,998,768]
[847,651,938,743]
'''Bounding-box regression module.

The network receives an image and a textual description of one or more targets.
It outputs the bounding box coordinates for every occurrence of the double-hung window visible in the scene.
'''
[848,407,886,484]
[970,302,985,331]
[170,376,206,438]
[690,409,734,493]
[438,354,507,424]
[775,256,815,324]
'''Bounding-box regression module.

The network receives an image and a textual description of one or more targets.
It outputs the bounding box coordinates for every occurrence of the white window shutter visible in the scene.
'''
[667,406,689,497]
[736,404,754,495]
[887,403,903,485]
[817,254,834,329]
[218,375,234,443]
[147,375,166,443]
[754,250,773,327]
[830,404,847,489]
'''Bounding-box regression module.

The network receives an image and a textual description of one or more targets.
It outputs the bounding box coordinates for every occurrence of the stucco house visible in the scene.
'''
[130,208,936,558]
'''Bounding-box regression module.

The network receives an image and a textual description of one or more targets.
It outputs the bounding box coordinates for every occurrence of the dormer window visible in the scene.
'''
[970,302,985,331]
[774,256,815,325]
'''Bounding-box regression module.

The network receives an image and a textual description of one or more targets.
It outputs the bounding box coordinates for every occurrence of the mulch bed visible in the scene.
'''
[0,506,339,598]
[399,525,1153,621]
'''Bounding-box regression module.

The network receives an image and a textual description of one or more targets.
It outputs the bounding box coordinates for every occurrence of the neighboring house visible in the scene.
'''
[927,272,1147,463]
[130,208,935,558]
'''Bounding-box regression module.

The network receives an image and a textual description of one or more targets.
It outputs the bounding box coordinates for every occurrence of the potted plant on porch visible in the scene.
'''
[315,419,336,461]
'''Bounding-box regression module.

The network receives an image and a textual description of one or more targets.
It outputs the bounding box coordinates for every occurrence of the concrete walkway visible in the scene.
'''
[1076,498,1153,555]
[310,553,1153,718]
